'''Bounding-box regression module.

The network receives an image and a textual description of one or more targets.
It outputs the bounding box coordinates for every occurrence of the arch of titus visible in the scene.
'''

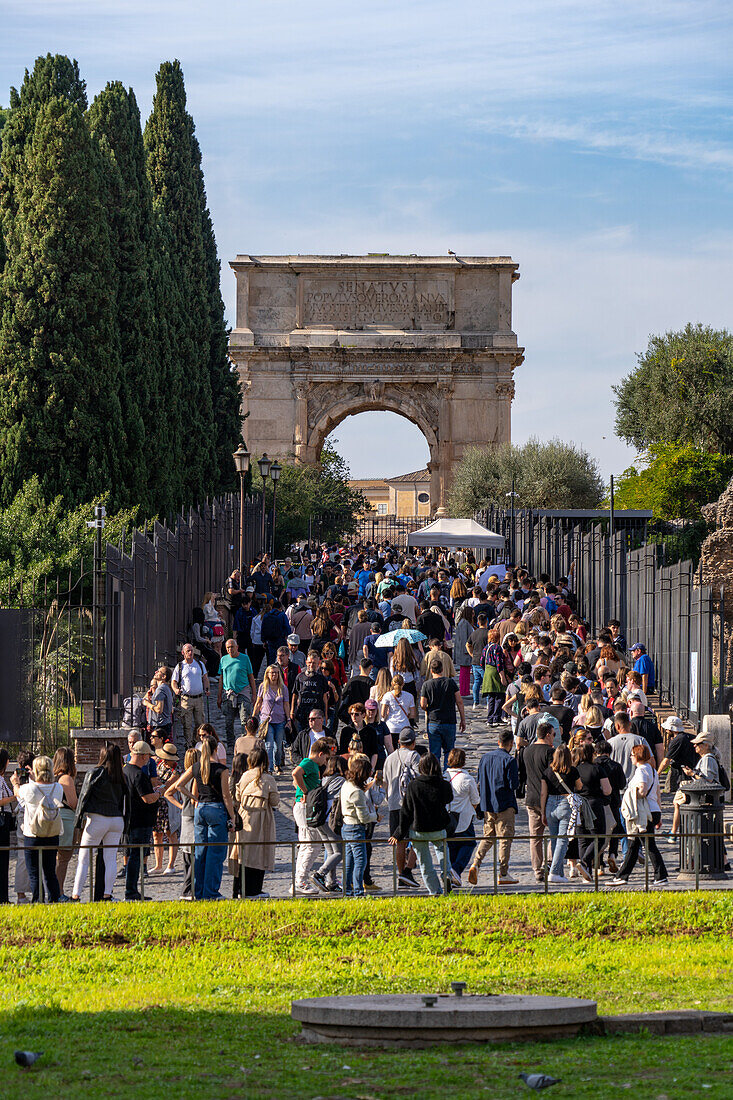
[228,255,523,511]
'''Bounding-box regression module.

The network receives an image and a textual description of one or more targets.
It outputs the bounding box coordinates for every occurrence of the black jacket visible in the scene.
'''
[397,775,453,838]
[74,766,129,830]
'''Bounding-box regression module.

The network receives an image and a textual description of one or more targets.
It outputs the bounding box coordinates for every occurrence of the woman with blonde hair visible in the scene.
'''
[11,755,63,903]
[169,734,235,900]
[449,577,467,609]
[52,746,78,898]
[232,746,279,898]
[253,663,289,773]
[340,753,377,897]
[369,667,392,704]
[380,674,416,740]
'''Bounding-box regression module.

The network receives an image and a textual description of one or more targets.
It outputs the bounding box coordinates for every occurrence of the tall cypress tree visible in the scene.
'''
[144,60,216,504]
[87,82,159,511]
[189,131,242,491]
[0,56,126,507]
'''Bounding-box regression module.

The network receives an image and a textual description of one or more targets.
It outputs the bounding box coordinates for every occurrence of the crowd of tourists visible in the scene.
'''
[0,544,729,904]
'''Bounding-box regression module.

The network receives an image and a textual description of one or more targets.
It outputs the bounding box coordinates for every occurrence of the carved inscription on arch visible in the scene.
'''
[302,276,451,329]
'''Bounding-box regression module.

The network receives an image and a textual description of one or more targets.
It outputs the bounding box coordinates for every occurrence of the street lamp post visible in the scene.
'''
[257,453,271,556]
[506,475,517,565]
[270,460,282,560]
[87,504,106,729]
[233,442,251,574]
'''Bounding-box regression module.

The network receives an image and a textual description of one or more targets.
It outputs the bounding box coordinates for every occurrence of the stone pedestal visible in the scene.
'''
[71,727,130,772]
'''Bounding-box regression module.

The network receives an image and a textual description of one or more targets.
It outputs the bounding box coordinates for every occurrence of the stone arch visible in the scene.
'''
[228,255,524,511]
[305,389,442,511]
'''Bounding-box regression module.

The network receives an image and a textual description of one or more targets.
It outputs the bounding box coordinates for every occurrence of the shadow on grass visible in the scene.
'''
[2,1005,733,1100]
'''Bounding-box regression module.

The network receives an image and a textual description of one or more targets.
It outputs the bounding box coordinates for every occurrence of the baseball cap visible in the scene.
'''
[245,586,255,594]
[398,729,416,744]
[630,641,645,651]
[364,700,378,712]
[132,740,153,755]
[287,634,300,645]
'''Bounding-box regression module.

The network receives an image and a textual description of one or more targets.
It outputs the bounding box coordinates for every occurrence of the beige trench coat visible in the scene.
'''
[229,769,279,872]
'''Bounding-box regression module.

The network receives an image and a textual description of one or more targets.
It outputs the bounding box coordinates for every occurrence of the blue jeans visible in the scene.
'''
[125,825,152,899]
[546,793,572,877]
[427,722,456,769]
[265,721,286,770]
[471,665,483,706]
[193,802,229,900]
[342,823,367,897]
[25,836,60,903]
[410,829,448,895]
[448,822,476,877]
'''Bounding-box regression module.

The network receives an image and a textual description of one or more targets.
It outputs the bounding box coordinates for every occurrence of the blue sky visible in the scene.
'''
[3,1,733,482]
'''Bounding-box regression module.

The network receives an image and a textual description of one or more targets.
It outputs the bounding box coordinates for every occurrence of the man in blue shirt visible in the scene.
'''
[467,730,519,887]
[630,642,655,694]
[217,638,256,752]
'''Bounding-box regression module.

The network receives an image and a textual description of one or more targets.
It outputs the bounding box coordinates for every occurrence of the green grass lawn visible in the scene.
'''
[2,894,733,1099]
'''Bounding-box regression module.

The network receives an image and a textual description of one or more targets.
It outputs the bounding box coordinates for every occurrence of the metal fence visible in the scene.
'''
[1,494,262,745]
[105,493,261,723]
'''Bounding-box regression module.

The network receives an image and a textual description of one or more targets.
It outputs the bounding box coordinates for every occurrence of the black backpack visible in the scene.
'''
[717,761,731,792]
[305,784,328,828]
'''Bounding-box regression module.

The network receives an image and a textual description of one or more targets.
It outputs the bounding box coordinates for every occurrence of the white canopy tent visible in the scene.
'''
[407,517,505,551]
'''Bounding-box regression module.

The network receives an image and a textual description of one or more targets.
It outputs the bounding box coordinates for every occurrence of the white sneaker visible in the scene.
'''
[450,870,462,888]
[548,874,567,884]
[289,884,318,896]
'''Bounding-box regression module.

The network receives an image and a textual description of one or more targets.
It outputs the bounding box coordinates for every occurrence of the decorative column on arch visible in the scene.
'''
[293,379,310,464]
[495,378,516,444]
[436,375,455,511]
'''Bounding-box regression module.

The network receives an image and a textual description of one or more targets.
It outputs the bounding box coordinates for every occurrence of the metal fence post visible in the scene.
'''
[543,835,548,894]
[593,836,599,892]
[392,842,397,896]
[493,842,498,895]
[140,845,146,901]
[291,841,296,897]
[88,844,94,903]
[644,835,649,893]
[442,837,449,896]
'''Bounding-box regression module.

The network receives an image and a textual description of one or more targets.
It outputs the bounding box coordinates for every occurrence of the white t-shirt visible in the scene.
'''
[173,659,205,696]
[381,691,414,735]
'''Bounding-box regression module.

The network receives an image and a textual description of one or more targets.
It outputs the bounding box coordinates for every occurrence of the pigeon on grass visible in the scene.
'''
[14,1051,43,1069]
[519,1072,561,1090]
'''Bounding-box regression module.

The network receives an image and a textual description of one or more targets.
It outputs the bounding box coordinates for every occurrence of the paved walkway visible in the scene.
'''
[38,684,729,903]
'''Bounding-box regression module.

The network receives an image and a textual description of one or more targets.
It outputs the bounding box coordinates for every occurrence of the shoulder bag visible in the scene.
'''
[552,769,595,834]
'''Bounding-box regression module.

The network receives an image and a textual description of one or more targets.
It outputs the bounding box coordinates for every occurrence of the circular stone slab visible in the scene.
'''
[292,994,598,1046]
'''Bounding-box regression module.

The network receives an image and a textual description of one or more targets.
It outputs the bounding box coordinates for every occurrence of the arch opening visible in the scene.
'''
[324,410,434,519]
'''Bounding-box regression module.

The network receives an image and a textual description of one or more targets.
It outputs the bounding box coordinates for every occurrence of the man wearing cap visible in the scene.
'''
[123,741,168,901]
[630,642,655,695]
[217,638,256,754]
[382,729,422,888]
[286,634,306,670]
[171,644,209,748]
